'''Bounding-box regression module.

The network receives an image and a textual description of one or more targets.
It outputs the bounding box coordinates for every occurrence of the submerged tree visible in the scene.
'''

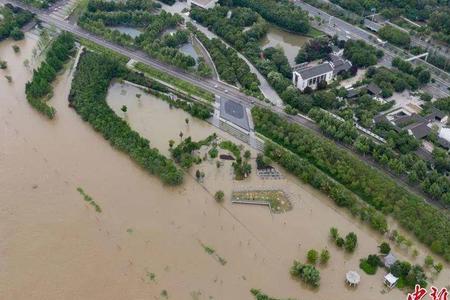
[215,190,224,203]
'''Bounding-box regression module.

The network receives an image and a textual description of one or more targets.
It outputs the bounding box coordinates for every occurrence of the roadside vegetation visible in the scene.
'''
[134,62,215,102]
[0,4,34,42]
[25,32,75,119]
[69,50,183,185]
[252,107,450,261]
[343,40,384,67]
[78,0,198,70]
[309,106,450,208]
[123,70,213,119]
[187,20,262,99]
[223,0,311,35]
[378,25,411,48]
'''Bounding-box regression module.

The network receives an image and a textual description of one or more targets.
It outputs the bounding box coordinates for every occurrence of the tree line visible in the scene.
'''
[308,108,450,207]
[252,106,450,261]
[222,0,311,35]
[69,50,183,185]
[343,40,384,68]
[25,32,75,119]
[79,1,197,70]
[0,4,34,42]
[187,20,262,98]
[122,71,213,119]
[378,25,411,48]
[188,5,291,99]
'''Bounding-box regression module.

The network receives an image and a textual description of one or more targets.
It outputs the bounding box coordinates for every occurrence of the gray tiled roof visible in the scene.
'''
[407,122,431,139]
[367,82,382,95]
[294,63,333,80]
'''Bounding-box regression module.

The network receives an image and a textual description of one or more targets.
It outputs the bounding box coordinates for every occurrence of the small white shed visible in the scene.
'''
[384,273,399,289]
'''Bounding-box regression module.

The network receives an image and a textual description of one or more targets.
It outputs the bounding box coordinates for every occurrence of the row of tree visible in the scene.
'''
[365,66,424,98]
[188,6,291,98]
[122,71,213,119]
[343,39,384,67]
[188,23,261,97]
[295,37,332,64]
[378,25,411,48]
[69,50,183,185]
[252,107,450,261]
[308,108,450,207]
[25,32,75,119]
[392,57,431,84]
[222,0,311,34]
[0,4,34,42]
[79,2,197,70]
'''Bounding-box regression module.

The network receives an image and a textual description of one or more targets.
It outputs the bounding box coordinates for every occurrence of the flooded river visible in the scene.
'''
[1,34,448,300]
[260,25,311,66]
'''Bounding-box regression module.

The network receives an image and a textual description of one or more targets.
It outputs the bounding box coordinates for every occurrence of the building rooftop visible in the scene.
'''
[367,83,382,96]
[406,122,431,139]
[219,98,250,131]
[294,62,333,80]
[384,253,397,268]
[330,54,352,75]
[191,0,217,8]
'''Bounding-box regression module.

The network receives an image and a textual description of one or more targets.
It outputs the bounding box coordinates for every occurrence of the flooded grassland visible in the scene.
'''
[1,34,448,300]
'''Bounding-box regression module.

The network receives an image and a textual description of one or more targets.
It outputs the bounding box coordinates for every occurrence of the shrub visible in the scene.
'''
[215,190,225,203]
[344,232,358,252]
[290,261,320,287]
[378,242,391,255]
[209,147,218,158]
[330,227,339,241]
[307,249,318,265]
[319,249,330,265]
[424,255,434,267]
[360,259,377,275]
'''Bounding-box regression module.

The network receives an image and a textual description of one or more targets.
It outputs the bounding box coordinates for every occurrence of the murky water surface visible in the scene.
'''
[109,26,143,38]
[260,25,311,66]
[1,34,448,300]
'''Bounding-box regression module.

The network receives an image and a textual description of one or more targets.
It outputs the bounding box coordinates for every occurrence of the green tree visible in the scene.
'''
[330,227,339,241]
[424,255,434,267]
[215,190,224,203]
[319,249,330,265]
[344,232,358,252]
[378,242,391,255]
[307,249,318,265]
[290,261,320,287]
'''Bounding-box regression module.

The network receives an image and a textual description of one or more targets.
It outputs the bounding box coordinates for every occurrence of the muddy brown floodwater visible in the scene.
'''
[1,34,448,300]
[259,25,311,66]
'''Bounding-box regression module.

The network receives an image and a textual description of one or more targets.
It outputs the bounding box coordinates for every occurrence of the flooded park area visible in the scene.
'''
[260,25,311,66]
[1,33,448,300]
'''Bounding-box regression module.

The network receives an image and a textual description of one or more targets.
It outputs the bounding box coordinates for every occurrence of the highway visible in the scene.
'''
[1,0,446,208]
[294,0,450,98]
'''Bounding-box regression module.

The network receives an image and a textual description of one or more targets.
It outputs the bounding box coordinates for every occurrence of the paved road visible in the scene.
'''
[2,0,446,208]
[295,0,450,98]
